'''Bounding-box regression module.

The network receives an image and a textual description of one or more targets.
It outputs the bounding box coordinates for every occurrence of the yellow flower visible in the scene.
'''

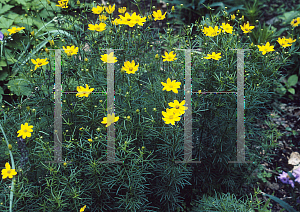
[76,84,94,97]
[286,37,296,45]
[49,40,54,46]
[171,6,175,12]
[231,14,235,20]
[99,15,107,22]
[152,10,166,21]
[168,100,188,115]
[155,54,160,59]
[162,51,177,62]
[80,205,86,212]
[277,37,292,48]
[17,123,34,139]
[88,23,106,32]
[105,4,115,14]
[1,162,17,179]
[240,22,255,33]
[31,58,49,70]
[161,78,181,94]
[100,52,117,63]
[7,27,22,35]
[291,17,300,27]
[88,139,93,142]
[122,60,139,74]
[148,14,153,21]
[77,0,80,5]
[257,42,275,55]
[204,52,222,60]
[112,18,121,25]
[118,12,136,27]
[221,23,233,34]
[56,0,69,8]
[84,57,88,62]
[201,26,221,37]
[101,113,119,127]
[92,6,104,14]
[118,7,126,13]
[198,90,201,94]
[31,31,35,36]
[162,108,181,125]
[131,12,147,26]
[45,48,49,54]
[62,45,79,56]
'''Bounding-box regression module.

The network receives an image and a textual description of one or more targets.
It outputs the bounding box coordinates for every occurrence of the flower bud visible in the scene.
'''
[8,144,12,150]
[171,6,175,12]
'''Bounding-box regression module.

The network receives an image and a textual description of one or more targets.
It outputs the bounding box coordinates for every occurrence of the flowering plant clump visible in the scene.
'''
[1,1,297,211]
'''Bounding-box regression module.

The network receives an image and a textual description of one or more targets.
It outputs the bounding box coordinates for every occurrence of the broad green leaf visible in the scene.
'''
[287,74,298,87]
[15,0,27,6]
[288,88,295,95]
[7,13,19,21]
[0,70,8,80]
[0,17,14,29]
[5,78,32,96]
[0,59,7,67]
[0,5,14,15]
[261,192,297,212]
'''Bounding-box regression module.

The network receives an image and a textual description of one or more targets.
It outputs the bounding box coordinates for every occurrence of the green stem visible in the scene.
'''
[0,123,15,212]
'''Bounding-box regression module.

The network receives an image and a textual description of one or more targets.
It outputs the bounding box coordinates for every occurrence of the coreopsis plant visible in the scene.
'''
[100,52,117,63]
[101,113,119,127]
[56,0,69,8]
[92,5,104,14]
[121,60,139,74]
[257,42,275,55]
[291,17,300,27]
[240,22,255,33]
[152,10,167,21]
[31,58,49,70]
[63,45,79,56]
[88,23,106,32]
[204,52,222,60]
[17,123,33,139]
[161,78,181,93]
[7,26,25,35]
[76,84,94,97]
[1,162,17,179]
[162,51,177,61]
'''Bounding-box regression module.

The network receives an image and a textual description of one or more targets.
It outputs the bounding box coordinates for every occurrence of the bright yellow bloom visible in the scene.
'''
[62,45,79,56]
[204,52,222,60]
[290,17,300,27]
[162,108,181,125]
[76,84,94,97]
[100,52,117,63]
[231,14,235,20]
[221,23,233,34]
[105,4,115,14]
[122,60,139,74]
[277,37,292,48]
[99,15,107,22]
[148,14,153,21]
[198,90,201,94]
[168,100,188,115]
[56,0,69,8]
[257,42,275,55]
[1,162,17,179]
[118,12,136,27]
[92,6,104,14]
[80,205,86,212]
[131,12,147,26]
[162,51,177,62]
[112,18,121,25]
[152,10,166,21]
[161,78,181,94]
[31,58,49,70]
[88,23,106,32]
[49,40,54,46]
[202,26,221,37]
[7,26,25,35]
[118,7,126,13]
[88,139,93,142]
[240,22,255,33]
[171,6,175,12]
[286,37,296,45]
[101,113,119,127]
[17,123,34,139]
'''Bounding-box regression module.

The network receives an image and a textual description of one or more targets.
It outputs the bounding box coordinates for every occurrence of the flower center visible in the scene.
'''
[127,18,131,21]
[38,62,42,65]
[24,130,27,133]
[129,67,133,71]
[169,115,173,119]
[7,170,11,174]
[175,105,179,109]
[169,85,173,88]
